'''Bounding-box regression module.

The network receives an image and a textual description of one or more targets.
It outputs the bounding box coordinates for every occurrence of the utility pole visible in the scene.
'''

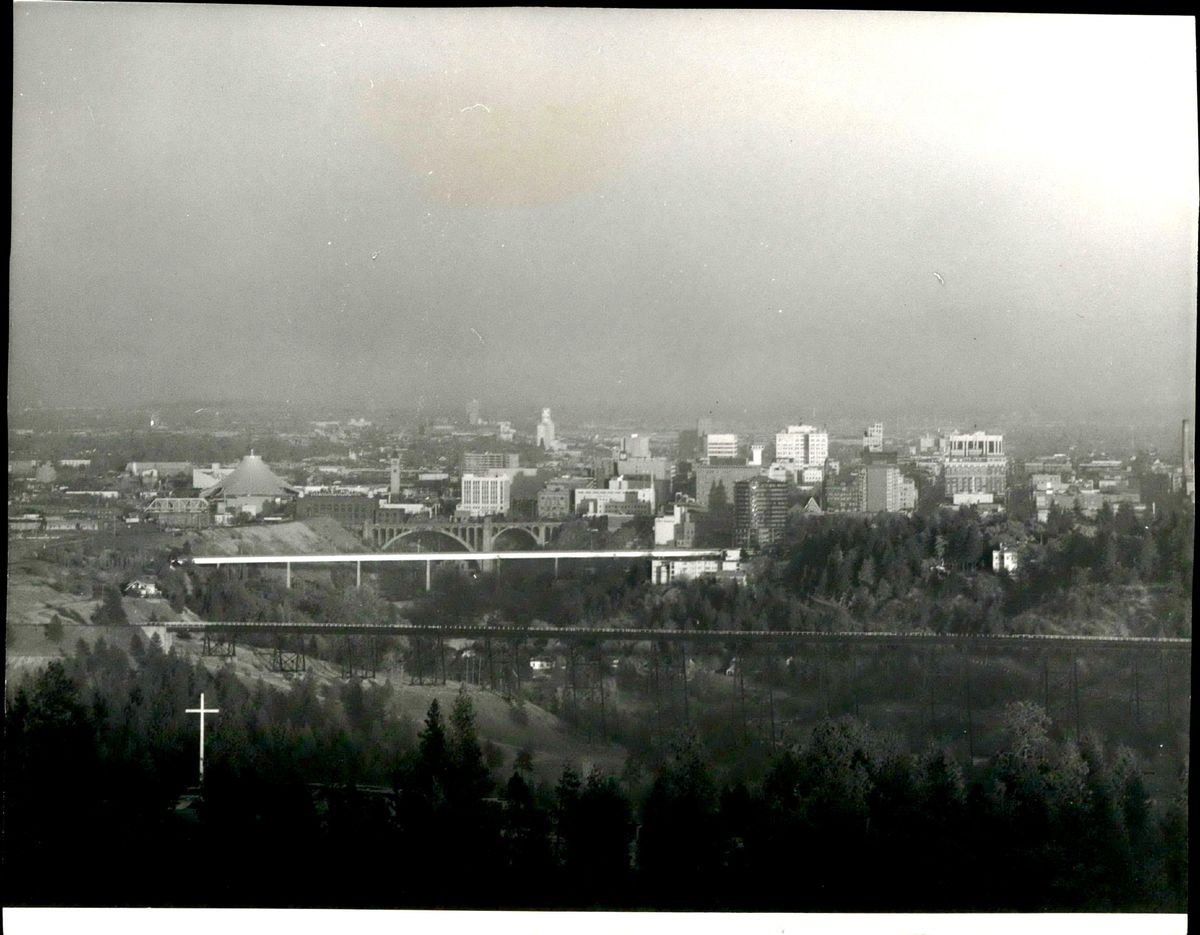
[681,641,690,729]
[927,650,936,735]
[852,651,860,719]
[963,651,974,760]
[822,648,832,718]
[738,647,748,744]
[1132,655,1141,726]
[1072,657,1081,738]
[596,642,607,739]
[1042,654,1050,714]
[767,674,776,752]
[1162,651,1172,724]
[650,642,662,740]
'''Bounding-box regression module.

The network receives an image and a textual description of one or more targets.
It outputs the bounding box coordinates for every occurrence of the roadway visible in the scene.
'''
[184,548,727,565]
[158,621,1193,651]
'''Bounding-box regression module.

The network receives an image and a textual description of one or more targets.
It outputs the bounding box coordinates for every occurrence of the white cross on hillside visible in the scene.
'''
[185,693,219,786]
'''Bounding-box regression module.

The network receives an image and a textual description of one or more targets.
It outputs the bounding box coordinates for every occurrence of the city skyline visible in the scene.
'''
[10,8,1198,420]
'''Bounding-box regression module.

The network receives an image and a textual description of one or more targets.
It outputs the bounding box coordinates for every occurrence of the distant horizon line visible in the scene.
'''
[7,398,1196,428]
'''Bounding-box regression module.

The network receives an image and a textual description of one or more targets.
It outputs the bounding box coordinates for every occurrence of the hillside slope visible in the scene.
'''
[185,516,367,557]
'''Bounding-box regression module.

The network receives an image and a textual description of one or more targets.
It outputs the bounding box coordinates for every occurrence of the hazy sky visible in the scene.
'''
[10,8,1198,422]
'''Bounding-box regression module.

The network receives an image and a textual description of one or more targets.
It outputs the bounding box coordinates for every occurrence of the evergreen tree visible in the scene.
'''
[91,585,129,626]
[637,734,721,901]
[448,690,492,803]
[415,698,449,797]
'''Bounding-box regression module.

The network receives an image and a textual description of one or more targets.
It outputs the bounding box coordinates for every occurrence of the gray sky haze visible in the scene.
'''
[10,8,1198,422]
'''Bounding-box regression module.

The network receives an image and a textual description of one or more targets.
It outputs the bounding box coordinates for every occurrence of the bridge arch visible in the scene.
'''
[490,525,541,550]
[380,527,475,553]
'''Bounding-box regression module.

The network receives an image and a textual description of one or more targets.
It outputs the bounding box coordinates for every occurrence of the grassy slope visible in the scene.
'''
[185,516,367,557]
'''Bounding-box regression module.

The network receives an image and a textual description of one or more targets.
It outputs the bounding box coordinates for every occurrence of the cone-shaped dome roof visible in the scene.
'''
[201,451,296,499]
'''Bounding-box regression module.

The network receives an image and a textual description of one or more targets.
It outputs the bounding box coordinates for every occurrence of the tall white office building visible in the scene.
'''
[536,408,556,450]
[775,424,829,467]
[705,433,740,461]
[622,433,652,459]
[863,422,884,452]
[459,474,512,517]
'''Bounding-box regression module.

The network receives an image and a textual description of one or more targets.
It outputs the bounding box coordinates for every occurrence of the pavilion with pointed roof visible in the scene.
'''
[200,451,298,517]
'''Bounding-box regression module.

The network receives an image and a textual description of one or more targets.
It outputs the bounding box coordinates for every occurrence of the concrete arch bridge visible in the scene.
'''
[366,516,563,552]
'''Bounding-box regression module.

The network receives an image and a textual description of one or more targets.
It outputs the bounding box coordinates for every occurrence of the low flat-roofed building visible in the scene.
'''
[1033,486,1143,522]
[1029,473,1068,491]
[651,549,745,585]
[376,501,434,517]
[44,513,100,532]
[126,461,193,479]
[824,471,865,513]
[9,514,45,534]
[295,493,377,529]
[992,547,1019,574]
[1024,455,1073,475]
[799,465,825,486]
[537,478,591,519]
[575,482,655,516]
[463,451,520,473]
[655,503,703,546]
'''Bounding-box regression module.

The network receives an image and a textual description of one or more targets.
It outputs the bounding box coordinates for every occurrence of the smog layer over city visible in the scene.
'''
[7,6,1195,925]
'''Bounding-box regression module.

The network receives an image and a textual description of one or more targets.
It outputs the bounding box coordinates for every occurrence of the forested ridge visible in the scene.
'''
[5,500,1191,908]
[4,637,1188,910]
[171,499,1193,642]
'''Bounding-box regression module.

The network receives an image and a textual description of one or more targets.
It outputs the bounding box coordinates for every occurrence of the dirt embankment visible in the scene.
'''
[185,517,368,558]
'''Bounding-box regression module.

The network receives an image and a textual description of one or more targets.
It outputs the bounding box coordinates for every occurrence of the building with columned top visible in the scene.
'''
[942,430,1008,499]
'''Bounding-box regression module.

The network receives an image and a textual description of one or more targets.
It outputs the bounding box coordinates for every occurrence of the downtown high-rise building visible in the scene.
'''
[536,408,556,450]
[775,424,829,467]
[734,476,790,549]
[864,463,918,513]
[941,431,1008,499]
[459,474,511,517]
[705,433,740,462]
[621,433,652,459]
